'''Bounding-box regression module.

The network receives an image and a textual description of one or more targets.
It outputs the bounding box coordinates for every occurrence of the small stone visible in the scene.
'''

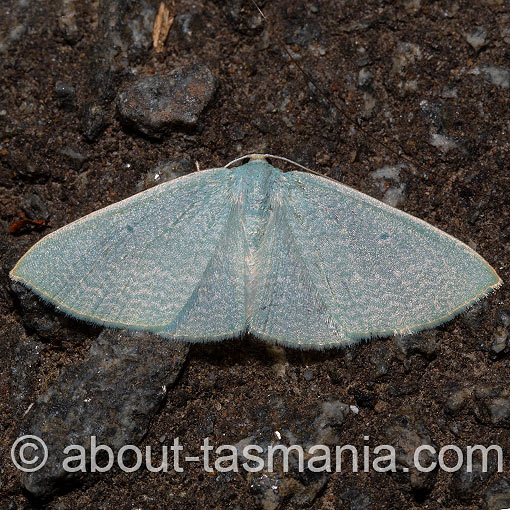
[174,11,204,45]
[11,336,43,404]
[465,26,488,52]
[491,308,510,358]
[474,386,510,428]
[420,100,444,132]
[385,415,437,493]
[441,87,458,99]
[54,82,75,110]
[461,300,489,330]
[250,467,328,510]
[451,450,498,502]
[249,473,282,510]
[127,3,156,51]
[253,116,272,134]
[449,422,460,435]
[361,92,377,119]
[370,164,406,207]
[445,387,472,414]
[490,327,508,356]
[81,103,108,142]
[58,0,81,44]
[339,488,371,510]
[429,133,459,153]
[285,468,328,508]
[10,282,63,340]
[312,400,349,446]
[244,431,328,509]
[487,397,510,426]
[502,27,510,45]
[358,68,374,91]
[9,24,26,43]
[395,332,438,360]
[222,0,264,35]
[470,65,510,89]
[137,159,195,192]
[391,42,422,77]
[404,0,422,15]
[60,147,89,171]
[374,400,388,413]
[284,14,322,49]
[21,191,49,220]
[496,308,510,329]
[357,56,371,67]
[117,64,217,138]
[369,344,392,378]
[303,369,314,381]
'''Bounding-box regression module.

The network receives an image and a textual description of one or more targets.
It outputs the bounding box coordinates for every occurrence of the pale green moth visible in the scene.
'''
[10,154,501,349]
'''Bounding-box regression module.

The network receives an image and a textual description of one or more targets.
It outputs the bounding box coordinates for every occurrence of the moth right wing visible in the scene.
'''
[248,170,500,348]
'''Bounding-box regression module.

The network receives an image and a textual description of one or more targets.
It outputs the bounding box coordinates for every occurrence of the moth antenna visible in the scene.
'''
[225,153,333,180]
[226,153,308,171]
[249,0,434,179]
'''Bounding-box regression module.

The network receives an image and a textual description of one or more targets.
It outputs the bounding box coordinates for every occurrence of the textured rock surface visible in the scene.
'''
[117,65,217,137]
[485,478,510,510]
[450,450,499,503]
[384,415,437,494]
[10,282,72,341]
[15,330,188,499]
[474,386,510,428]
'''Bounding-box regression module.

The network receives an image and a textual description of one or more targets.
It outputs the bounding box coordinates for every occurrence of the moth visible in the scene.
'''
[10,154,501,349]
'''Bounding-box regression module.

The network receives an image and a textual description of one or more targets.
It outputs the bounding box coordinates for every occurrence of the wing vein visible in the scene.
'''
[162,199,245,335]
[281,193,348,338]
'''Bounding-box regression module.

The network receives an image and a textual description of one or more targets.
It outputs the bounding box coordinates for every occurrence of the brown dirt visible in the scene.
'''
[0,0,508,508]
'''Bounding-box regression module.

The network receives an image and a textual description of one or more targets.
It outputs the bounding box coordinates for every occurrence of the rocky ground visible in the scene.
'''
[0,0,509,508]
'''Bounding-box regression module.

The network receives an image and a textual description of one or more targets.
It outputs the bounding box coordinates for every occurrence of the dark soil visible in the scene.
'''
[0,0,509,509]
